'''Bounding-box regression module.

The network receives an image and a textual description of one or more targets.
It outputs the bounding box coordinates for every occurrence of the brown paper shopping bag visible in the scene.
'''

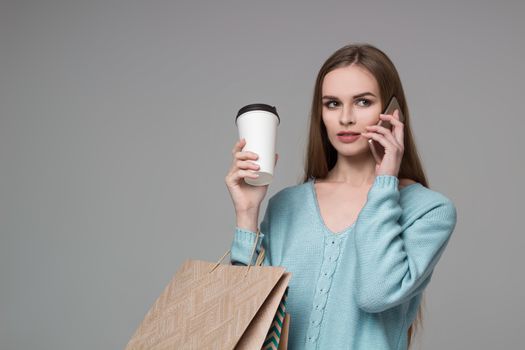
[126,229,292,350]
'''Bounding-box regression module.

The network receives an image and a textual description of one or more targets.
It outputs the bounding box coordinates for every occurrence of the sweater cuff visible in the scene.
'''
[373,175,399,190]
[231,227,265,265]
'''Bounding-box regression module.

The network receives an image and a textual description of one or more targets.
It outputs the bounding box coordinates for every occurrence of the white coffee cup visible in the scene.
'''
[235,103,280,186]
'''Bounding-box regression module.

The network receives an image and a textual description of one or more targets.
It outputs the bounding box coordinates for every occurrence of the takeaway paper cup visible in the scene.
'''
[235,103,280,186]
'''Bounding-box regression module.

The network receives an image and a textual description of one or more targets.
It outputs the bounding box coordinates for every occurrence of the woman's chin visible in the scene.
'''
[334,146,371,158]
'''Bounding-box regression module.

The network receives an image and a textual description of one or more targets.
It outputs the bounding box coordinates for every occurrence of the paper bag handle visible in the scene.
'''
[208,228,265,277]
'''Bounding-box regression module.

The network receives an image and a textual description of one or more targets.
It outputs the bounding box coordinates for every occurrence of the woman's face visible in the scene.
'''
[321,64,383,156]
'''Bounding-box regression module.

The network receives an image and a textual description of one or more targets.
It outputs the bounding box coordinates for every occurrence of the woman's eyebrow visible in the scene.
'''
[322,92,376,100]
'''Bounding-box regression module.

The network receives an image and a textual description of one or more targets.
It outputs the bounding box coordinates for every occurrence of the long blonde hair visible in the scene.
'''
[300,43,429,348]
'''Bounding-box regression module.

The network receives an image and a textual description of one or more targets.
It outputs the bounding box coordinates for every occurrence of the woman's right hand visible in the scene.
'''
[225,138,278,214]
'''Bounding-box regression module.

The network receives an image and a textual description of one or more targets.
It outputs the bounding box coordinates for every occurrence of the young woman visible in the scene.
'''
[225,43,457,350]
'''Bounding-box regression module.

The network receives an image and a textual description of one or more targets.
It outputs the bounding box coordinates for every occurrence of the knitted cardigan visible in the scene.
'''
[230,175,457,350]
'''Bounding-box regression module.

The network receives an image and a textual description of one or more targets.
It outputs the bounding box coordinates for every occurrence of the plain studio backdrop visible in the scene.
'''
[1,0,523,349]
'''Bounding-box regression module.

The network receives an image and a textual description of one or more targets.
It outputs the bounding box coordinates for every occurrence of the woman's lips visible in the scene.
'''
[337,134,361,143]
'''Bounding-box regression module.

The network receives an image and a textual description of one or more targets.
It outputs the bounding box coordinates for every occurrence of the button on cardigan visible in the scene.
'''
[230,175,457,350]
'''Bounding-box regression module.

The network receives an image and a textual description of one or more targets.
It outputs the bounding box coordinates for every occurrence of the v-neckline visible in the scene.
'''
[308,177,419,236]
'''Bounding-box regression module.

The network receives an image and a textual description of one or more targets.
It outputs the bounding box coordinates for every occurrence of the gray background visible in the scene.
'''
[1,0,523,349]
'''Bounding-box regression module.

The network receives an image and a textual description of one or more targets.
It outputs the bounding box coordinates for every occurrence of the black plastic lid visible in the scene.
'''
[235,103,280,125]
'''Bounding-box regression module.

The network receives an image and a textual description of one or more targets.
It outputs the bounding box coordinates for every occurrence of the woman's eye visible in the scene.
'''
[356,98,371,107]
[324,100,339,109]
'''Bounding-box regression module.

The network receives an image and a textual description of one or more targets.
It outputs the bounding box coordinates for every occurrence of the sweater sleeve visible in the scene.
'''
[230,199,272,266]
[352,175,457,313]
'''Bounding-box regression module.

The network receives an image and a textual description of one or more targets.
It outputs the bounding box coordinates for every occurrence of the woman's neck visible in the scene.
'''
[325,154,377,186]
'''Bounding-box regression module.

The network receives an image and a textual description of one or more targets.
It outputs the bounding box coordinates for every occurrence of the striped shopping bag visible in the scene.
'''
[262,287,290,350]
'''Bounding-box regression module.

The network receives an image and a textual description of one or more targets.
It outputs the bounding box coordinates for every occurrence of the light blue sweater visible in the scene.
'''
[230,175,457,350]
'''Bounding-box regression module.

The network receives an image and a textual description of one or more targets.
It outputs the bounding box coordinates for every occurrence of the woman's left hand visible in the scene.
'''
[361,109,405,177]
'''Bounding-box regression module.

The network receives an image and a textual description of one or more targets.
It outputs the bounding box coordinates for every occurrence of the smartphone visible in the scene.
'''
[368,95,405,164]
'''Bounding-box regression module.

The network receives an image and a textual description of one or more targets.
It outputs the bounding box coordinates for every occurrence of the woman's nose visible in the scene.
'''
[339,106,356,125]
